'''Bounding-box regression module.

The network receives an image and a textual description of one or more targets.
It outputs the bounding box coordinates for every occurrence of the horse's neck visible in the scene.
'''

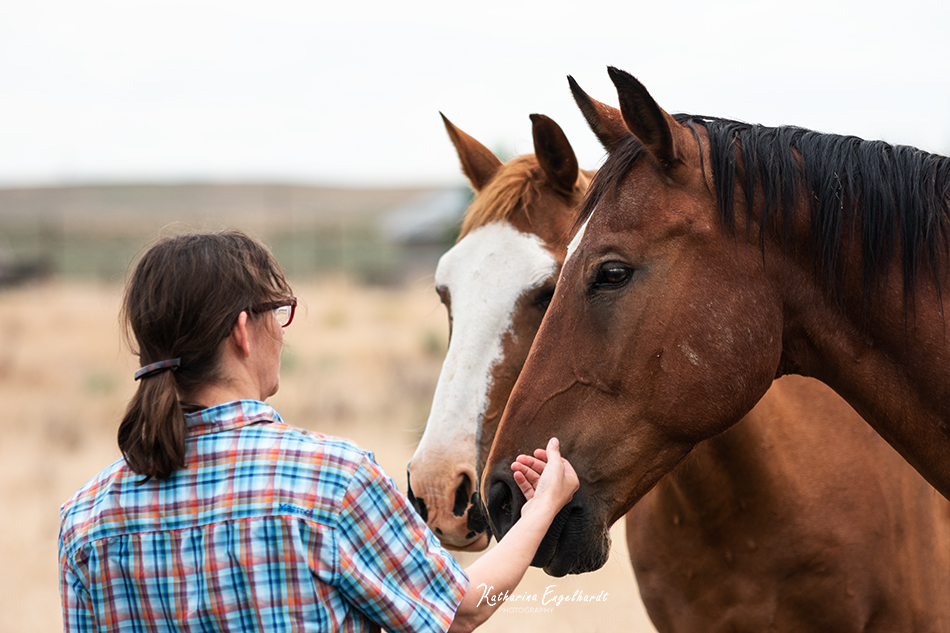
[646,376,894,529]
[775,238,950,500]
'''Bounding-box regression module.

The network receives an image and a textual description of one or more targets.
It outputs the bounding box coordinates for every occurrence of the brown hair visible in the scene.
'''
[118,230,293,479]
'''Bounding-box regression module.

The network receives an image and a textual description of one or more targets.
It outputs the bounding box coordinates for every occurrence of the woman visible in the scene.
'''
[59,230,577,633]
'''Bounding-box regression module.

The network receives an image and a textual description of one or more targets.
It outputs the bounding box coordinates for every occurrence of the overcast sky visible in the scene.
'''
[1,0,948,188]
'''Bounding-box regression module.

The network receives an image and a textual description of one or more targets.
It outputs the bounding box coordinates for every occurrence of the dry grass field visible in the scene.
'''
[0,274,657,632]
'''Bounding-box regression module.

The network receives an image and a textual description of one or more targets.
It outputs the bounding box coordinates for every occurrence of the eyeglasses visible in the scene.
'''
[248,297,297,328]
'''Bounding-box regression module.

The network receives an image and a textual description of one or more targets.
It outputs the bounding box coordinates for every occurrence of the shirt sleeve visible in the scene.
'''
[334,453,469,633]
[59,533,96,633]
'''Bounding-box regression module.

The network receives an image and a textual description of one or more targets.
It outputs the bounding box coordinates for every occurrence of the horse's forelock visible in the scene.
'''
[572,135,647,235]
[458,156,544,240]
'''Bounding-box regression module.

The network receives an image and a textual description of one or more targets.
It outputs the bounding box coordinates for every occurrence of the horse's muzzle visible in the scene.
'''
[484,467,575,572]
[485,466,610,576]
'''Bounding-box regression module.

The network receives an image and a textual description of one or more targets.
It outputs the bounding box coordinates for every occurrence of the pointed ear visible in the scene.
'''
[441,112,503,192]
[568,75,631,152]
[607,67,692,173]
[530,114,578,196]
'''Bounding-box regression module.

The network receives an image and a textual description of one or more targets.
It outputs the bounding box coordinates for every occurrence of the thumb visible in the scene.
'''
[546,437,579,496]
[543,437,563,475]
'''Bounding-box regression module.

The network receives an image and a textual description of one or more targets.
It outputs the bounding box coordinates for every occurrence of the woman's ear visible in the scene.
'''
[230,311,252,359]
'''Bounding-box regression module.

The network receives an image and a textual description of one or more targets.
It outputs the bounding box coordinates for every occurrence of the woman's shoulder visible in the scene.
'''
[59,457,130,551]
[259,420,380,474]
[61,457,126,510]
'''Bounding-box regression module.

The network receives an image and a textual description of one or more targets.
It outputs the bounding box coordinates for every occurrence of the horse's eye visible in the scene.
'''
[535,287,555,311]
[593,263,632,289]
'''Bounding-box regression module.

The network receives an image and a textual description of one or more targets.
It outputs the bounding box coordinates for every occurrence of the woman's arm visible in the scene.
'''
[448,437,578,633]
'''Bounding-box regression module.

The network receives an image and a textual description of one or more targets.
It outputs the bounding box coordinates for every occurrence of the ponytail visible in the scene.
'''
[118,370,186,480]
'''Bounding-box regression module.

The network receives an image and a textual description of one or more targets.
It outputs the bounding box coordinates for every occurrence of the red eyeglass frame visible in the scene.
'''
[248,297,297,327]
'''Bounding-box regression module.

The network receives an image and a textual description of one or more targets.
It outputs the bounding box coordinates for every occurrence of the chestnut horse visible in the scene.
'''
[483,67,950,578]
[407,112,587,550]
[411,113,950,631]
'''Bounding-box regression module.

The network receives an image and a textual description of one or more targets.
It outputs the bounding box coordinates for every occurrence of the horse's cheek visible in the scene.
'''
[646,282,778,436]
[700,291,780,422]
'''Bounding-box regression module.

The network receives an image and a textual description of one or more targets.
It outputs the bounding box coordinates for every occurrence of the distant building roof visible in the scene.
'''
[380,188,469,244]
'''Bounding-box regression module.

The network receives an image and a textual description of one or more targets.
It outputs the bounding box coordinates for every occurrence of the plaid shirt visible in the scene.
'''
[59,400,468,632]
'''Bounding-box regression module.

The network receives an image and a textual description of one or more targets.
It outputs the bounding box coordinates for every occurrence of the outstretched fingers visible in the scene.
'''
[511,448,549,500]
[511,438,578,512]
[512,461,541,500]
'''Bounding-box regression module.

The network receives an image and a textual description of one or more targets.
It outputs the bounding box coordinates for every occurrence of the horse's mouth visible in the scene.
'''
[434,531,489,551]
[451,531,491,552]
[532,503,611,577]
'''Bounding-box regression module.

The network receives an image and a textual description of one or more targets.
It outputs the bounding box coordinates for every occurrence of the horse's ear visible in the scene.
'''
[568,75,631,151]
[441,113,503,192]
[607,67,692,174]
[530,114,578,196]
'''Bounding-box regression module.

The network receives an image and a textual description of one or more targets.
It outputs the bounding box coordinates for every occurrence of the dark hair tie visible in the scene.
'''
[134,358,181,380]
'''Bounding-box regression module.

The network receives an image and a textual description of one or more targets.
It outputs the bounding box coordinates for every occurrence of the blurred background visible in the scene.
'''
[1,0,948,630]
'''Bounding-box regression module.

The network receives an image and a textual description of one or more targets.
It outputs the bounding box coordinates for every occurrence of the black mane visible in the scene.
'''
[577,114,950,308]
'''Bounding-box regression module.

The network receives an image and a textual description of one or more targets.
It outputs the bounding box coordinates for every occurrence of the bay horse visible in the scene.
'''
[483,68,950,582]
[410,113,950,631]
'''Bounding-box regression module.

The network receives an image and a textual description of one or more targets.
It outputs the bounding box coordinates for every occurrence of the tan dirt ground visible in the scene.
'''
[0,276,657,632]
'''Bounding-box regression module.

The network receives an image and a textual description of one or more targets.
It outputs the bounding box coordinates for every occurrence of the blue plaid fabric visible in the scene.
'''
[59,400,468,632]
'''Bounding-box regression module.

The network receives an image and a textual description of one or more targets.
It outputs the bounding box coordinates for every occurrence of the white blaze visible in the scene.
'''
[565,210,593,264]
[415,222,558,461]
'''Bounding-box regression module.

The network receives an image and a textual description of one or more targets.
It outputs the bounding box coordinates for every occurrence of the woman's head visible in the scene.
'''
[119,230,293,479]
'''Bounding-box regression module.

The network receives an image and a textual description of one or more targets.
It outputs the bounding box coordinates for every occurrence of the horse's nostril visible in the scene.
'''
[486,476,519,539]
[467,491,490,538]
[413,496,429,523]
[406,469,428,523]
[452,474,472,517]
[500,490,512,517]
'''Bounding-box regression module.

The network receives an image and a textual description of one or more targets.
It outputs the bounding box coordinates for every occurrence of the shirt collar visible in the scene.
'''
[184,399,283,437]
